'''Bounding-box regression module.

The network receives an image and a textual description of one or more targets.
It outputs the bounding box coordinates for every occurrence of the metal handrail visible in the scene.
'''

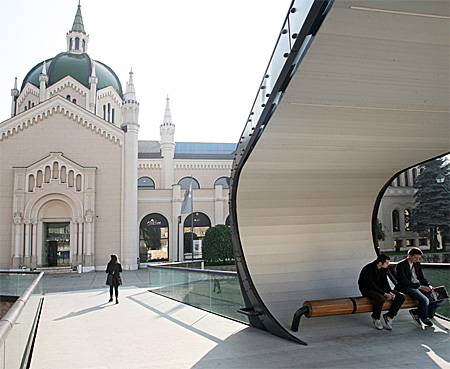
[147,263,237,277]
[0,271,44,348]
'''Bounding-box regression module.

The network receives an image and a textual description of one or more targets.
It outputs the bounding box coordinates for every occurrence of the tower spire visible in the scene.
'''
[67,2,89,53]
[163,95,173,125]
[124,68,136,101]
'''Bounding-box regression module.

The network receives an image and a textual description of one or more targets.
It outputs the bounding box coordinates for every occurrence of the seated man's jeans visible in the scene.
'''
[405,287,447,320]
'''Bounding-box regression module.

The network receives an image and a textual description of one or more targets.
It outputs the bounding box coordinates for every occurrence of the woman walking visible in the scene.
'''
[106,254,122,304]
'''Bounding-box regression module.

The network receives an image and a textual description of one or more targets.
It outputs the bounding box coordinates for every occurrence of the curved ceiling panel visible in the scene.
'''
[231,0,449,344]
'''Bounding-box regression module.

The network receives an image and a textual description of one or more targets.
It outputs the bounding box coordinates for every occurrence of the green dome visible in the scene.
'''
[21,52,123,98]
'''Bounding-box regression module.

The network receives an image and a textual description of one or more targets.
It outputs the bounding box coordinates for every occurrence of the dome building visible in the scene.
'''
[0,4,234,271]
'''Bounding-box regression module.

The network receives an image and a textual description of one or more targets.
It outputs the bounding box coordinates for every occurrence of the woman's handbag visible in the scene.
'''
[117,275,122,285]
[106,274,113,286]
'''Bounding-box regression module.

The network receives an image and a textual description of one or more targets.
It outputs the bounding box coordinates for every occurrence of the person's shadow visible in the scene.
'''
[53,302,112,321]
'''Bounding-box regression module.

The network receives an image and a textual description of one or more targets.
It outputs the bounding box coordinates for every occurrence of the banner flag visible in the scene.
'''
[181,179,193,214]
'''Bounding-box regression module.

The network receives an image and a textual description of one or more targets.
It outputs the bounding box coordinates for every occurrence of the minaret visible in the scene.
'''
[88,62,98,113]
[121,69,139,269]
[11,77,19,117]
[66,2,89,54]
[160,96,176,189]
[39,61,48,103]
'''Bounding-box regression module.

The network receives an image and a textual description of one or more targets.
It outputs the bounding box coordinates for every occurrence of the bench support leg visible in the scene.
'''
[291,306,309,332]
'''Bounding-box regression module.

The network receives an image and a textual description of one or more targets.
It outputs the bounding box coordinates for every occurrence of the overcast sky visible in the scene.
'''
[0,0,292,143]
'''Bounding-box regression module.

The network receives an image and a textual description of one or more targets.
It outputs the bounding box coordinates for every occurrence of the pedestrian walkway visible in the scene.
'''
[30,270,450,368]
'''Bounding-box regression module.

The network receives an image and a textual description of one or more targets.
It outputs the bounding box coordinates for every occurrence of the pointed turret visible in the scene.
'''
[160,96,176,189]
[66,2,89,53]
[39,61,48,102]
[89,61,98,113]
[121,69,139,127]
[11,77,19,117]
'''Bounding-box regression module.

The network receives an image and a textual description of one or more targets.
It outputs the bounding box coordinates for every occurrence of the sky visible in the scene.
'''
[0,0,292,144]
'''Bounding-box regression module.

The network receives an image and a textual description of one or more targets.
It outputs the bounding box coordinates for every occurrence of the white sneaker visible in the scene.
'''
[372,318,383,330]
[383,313,393,330]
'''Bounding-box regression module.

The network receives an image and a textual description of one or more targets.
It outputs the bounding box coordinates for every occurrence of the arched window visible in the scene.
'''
[183,212,211,259]
[44,166,51,183]
[140,213,169,262]
[82,40,85,52]
[111,108,115,123]
[107,103,111,122]
[73,99,77,104]
[68,170,74,187]
[178,177,200,189]
[392,210,400,232]
[404,172,409,187]
[75,37,80,50]
[36,170,43,188]
[28,101,31,109]
[76,174,82,191]
[138,177,155,190]
[214,177,230,189]
[225,215,231,227]
[70,39,73,50]
[52,162,59,179]
[28,175,35,192]
[66,95,71,101]
[60,166,67,183]
[103,105,106,120]
[404,209,411,231]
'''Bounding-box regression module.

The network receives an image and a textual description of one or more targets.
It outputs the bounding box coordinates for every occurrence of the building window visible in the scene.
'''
[103,105,106,120]
[111,108,115,123]
[73,98,77,104]
[75,37,80,50]
[407,239,416,247]
[107,103,111,122]
[184,212,211,259]
[140,213,169,262]
[138,177,155,190]
[66,95,71,101]
[28,175,35,192]
[178,177,200,189]
[82,40,85,52]
[394,239,403,250]
[70,39,73,50]
[419,239,428,246]
[404,172,409,187]
[392,210,400,232]
[404,209,411,231]
[214,177,230,189]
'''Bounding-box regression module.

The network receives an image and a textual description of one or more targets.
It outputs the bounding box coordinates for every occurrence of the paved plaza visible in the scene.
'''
[26,269,450,368]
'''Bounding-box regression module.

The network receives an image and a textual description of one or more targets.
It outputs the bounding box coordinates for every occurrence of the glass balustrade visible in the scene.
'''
[0,272,44,369]
[148,264,248,324]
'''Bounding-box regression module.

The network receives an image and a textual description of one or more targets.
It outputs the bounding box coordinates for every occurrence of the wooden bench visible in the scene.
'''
[291,295,418,332]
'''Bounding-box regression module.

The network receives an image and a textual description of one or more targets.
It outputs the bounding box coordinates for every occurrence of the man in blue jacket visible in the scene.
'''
[358,254,405,330]
[395,247,447,327]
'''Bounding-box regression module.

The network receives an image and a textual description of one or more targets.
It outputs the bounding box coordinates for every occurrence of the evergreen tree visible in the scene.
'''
[202,225,234,263]
[409,157,450,251]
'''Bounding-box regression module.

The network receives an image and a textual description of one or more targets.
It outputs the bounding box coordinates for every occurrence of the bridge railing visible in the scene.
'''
[0,271,44,369]
[148,263,248,324]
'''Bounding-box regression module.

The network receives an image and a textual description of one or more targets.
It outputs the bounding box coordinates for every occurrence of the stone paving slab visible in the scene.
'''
[30,271,450,368]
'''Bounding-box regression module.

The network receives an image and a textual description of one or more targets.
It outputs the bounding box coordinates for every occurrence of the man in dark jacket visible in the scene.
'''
[395,247,447,327]
[358,254,405,330]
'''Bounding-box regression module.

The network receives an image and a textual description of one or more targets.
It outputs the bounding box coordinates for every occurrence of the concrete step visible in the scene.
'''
[36,266,76,274]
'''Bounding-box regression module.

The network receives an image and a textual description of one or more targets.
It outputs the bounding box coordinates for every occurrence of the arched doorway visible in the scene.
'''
[139,213,169,262]
[183,212,211,260]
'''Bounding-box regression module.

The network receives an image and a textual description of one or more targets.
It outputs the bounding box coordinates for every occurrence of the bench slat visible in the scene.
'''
[303,295,418,318]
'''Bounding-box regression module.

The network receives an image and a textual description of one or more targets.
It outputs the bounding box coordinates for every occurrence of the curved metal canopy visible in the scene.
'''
[230,0,449,344]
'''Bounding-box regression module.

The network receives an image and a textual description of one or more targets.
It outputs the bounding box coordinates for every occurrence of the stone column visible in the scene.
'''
[84,212,93,266]
[12,213,22,268]
[77,219,84,262]
[172,184,182,261]
[214,184,224,225]
[23,219,32,265]
[31,219,38,268]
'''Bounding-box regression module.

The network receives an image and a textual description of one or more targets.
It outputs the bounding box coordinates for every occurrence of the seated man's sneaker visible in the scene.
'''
[383,313,393,330]
[421,318,433,327]
[372,318,383,330]
[409,309,421,326]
